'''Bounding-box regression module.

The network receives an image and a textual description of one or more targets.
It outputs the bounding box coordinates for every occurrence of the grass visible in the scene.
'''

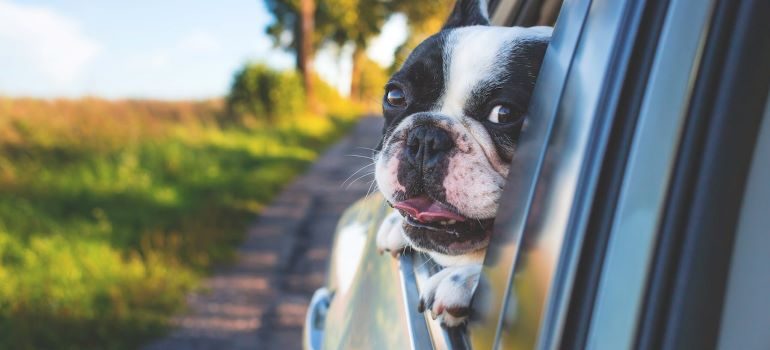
[0,97,359,349]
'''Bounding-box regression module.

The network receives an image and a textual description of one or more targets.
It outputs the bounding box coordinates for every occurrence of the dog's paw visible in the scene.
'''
[418,264,482,327]
[376,211,409,257]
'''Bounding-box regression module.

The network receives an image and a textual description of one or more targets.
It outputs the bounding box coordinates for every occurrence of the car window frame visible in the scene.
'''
[389,0,580,348]
[470,0,665,348]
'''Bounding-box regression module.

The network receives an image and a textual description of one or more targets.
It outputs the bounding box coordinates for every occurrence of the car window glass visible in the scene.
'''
[470,0,682,348]
[466,0,587,348]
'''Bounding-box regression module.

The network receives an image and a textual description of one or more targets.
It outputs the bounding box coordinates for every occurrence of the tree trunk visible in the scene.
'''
[298,0,318,112]
[349,45,366,102]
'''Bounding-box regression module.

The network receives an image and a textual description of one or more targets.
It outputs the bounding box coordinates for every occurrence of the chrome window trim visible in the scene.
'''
[471,0,629,348]
[499,0,640,348]
[585,0,717,348]
[412,253,471,349]
[397,254,434,350]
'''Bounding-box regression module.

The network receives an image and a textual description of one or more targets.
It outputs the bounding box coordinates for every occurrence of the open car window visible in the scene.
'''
[394,0,573,347]
[390,0,571,347]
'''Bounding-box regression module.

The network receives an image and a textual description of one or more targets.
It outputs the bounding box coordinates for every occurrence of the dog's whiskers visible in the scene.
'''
[345,154,375,160]
[365,179,379,199]
[340,162,375,188]
[355,146,379,153]
[346,171,375,190]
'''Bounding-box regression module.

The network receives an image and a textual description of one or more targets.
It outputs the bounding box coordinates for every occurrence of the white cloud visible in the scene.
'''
[0,0,100,85]
[177,31,221,53]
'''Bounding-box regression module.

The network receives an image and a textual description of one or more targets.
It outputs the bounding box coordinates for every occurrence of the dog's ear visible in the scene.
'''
[442,0,490,30]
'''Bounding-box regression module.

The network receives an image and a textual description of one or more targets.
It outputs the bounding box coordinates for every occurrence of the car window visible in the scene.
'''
[466,0,588,348]
[381,1,571,348]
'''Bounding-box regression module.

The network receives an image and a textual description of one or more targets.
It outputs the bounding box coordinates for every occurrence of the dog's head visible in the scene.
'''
[374,0,551,257]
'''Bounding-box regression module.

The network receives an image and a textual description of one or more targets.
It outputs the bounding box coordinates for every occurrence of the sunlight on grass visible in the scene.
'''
[0,97,360,349]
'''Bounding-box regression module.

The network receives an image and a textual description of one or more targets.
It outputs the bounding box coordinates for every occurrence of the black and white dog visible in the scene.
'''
[374,0,551,326]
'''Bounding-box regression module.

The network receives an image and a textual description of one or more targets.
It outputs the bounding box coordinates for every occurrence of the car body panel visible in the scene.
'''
[319,195,415,350]
[318,194,468,350]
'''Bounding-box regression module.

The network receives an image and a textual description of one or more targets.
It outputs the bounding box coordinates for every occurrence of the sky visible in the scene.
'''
[0,0,407,99]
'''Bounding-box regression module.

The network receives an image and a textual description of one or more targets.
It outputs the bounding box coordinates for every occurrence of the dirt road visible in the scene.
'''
[144,116,383,349]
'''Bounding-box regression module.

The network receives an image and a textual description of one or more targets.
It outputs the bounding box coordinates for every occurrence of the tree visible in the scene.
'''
[299,0,316,109]
[266,0,391,102]
[320,0,388,101]
[264,0,318,110]
[264,0,455,102]
[328,0,455,99]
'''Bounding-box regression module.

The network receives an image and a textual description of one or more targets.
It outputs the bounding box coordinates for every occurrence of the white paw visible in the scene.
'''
[376,211,409,257]
[418,264,482,327]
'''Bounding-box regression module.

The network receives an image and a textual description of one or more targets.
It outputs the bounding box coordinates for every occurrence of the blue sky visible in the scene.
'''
[0,0,406,99]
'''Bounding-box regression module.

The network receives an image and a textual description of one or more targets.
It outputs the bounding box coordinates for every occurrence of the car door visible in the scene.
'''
[473,0,769,349]
[471,0,769,349]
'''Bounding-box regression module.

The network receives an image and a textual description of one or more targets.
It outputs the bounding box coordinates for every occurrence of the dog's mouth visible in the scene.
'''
[393,195,494,255]
[394,195,465,224]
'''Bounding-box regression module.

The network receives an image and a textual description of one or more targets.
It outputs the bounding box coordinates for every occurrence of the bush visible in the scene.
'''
[226,64,306,126]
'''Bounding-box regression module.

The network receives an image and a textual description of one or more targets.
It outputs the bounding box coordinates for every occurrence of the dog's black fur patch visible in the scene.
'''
[443,0,491,30]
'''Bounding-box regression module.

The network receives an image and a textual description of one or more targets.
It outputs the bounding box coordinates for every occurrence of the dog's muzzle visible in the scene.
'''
[404,125,454,173]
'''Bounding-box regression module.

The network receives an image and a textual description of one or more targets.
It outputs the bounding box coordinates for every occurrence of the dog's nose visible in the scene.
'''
[405,125,454,169]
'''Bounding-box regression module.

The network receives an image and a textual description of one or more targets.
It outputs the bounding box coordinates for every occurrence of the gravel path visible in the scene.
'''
[144,116,383,350]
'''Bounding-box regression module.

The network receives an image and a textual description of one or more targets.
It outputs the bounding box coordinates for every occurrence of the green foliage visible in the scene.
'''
[0,97,357,349]
[391,0,455,34]
[226,64,306,125]
[264,0,302,51]
[226,62,365,125]
[265,0,453,51]
[263,0,456,102]
[315,0,388,47]
[265,0,385,52]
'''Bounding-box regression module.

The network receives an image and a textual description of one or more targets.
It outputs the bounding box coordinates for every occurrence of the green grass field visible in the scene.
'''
[0,97,358,349]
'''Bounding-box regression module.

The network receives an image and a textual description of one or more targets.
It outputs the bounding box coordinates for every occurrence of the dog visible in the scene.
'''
[373,0,551,326]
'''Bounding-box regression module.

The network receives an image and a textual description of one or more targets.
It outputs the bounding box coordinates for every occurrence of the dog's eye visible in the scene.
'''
[386,88,407,107]
[488,105,515,123]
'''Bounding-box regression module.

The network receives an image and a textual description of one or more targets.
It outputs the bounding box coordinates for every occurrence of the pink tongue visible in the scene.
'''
[393,196,466,223]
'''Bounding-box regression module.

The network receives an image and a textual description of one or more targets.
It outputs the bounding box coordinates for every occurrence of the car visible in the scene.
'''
[304,0,770,348]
